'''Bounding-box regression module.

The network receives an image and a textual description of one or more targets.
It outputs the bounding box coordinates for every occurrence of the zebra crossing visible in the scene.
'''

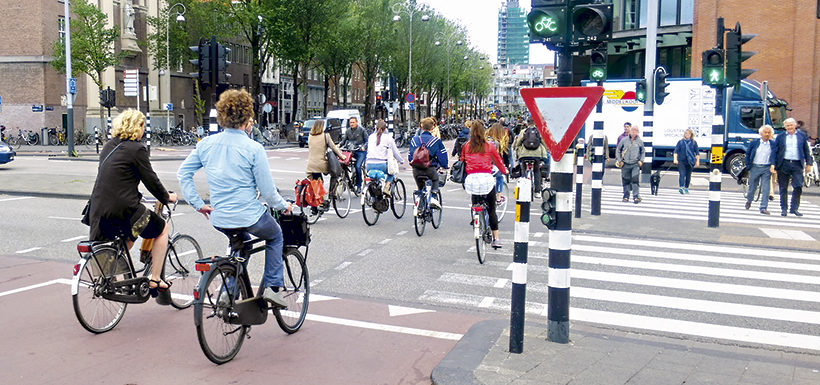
[419,232,820,351]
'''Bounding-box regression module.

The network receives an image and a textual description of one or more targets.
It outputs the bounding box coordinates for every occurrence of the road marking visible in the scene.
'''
[0,196,34,203]
[358,249,373,256]
[335,261,352,270]
[15,247,41,254]
[48,216,81,221]
[303,313,462,341]
[388,305,435,317]
[396,230,408,236]
[478,297,494,308]
[286,157,300,161]
[0,278,71,297]
[532,232,544,238]
[493,278,508,288]
[268,156,281,159]
[379,238,392,245]
[760,228,816,241]
[447,188,461,192]
[60,235,86,243]
[269,169,307,174]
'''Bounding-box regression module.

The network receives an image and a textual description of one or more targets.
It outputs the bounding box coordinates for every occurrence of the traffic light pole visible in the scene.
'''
[641,0,659,183]
[64,0,75,157]
[707,18,726,228]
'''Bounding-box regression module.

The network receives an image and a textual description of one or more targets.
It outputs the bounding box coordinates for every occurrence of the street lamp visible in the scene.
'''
[433,31,462,122]
[165,3,186,133]
[392,0,429,128]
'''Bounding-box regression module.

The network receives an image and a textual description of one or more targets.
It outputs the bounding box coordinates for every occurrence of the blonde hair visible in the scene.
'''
[111,109,145,141]
[487,123,509,154]
[310,119,325,136]
[683,128,695,139]
[216,88,254,128]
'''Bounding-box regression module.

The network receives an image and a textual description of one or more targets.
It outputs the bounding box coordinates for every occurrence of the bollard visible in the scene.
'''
[591,86,604,215]
[94,126,100,154]
[708,87,726,227]
[209,108,218,135]
[574,140,584,218]
[547,149,574,344]
[642,110,654,182]
[509,177,531,354]
[106,116,112,141]
[145,112,151,156]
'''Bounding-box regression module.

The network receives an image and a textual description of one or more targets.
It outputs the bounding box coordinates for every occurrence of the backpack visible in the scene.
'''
[410,136,436,169]
[522,126,541,150]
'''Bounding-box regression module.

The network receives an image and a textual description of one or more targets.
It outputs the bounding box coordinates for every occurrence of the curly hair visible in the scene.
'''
[215,88,254,129]
[111,109,145,141]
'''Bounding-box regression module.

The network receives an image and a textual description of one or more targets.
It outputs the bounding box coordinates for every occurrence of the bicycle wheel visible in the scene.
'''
[361,185,380,226]
[195,263,250,365]
[271,130,281,147]
[298,187,322,224]
[273,248,309,333]
[475,213,486,264]
[391,178,407,219]
[48,133,57,146]
[72,247,131,334]
[431,191,443,229]
[165,234,203,309]
[333,177,353,218]
[497,181,510,222]
[414,193,426,237]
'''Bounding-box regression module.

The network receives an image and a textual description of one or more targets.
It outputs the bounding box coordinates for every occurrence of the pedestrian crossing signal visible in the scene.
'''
[635,80,647,103]
[702,48,725,86]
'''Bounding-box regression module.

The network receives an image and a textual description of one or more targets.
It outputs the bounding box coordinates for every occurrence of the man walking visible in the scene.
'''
[744,125,774,215]
[771,118,812,216]
[615,125,645,203]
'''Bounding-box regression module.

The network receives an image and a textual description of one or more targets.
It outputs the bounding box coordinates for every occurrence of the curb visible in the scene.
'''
[431,319,506,385]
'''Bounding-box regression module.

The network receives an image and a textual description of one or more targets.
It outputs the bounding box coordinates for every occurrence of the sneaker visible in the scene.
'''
[760,209,770,215]
[634,196,642,204]
[790,210,803,217]
[430,197,441,209]
[263,287,288,309]
[534,192,542,200]
[781,211,787,217]
[684,188,690,194]
[491,239,502,249]
[496,195,506,206]
[679,187,684,194]
[622,197,629,202]
[745,200,751,210]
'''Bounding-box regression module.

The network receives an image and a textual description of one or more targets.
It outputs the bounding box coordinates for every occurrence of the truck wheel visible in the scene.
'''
[724,153,745,180]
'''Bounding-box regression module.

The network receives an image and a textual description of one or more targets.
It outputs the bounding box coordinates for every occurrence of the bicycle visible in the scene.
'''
[192,210,309,364]
[471,195,495,264]
[262,126,282,147]
[295,173,349,224]
[361,170,407,226]
[413,175,442,237]
[803,145,820,188]
[71,199,203,334]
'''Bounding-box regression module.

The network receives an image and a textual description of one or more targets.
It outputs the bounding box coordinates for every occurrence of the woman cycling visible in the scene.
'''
[306,119,345,208]
[365,119,404,193]
[462,120,507,249]
[487,123,509,205]
[87,109,177,296]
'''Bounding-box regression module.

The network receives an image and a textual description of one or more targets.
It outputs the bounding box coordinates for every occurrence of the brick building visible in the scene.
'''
[692,0,820,137]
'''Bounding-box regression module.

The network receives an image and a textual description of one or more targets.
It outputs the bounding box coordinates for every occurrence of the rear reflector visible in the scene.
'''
[195,263,210,272]
[473,206,483,212]
[77,244,91,253]
[193,290,199,300]
[73,264,80,275]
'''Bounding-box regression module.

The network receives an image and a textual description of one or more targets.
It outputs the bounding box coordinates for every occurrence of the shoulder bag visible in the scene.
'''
[325,133,342,178]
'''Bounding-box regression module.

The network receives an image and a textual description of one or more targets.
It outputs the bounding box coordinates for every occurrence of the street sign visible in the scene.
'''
[164,103,173,111]
[69,78,76,95]
[405,93,415,103]
[262,103,272,113]
[519,86,604,162]
[32,104,44,112]
[123,69,139,97]
[408,102,415,111]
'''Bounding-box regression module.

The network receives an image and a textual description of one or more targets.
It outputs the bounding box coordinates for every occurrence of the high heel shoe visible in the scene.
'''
[148,279,172,298]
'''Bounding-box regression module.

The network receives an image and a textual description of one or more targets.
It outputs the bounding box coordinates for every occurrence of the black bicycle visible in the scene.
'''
[71,200,203,333]
[193,210,310,364]
[361,171,407,226]
[413,175,442,236]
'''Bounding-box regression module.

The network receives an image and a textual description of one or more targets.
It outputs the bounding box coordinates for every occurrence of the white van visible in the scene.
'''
[326,109,362,137]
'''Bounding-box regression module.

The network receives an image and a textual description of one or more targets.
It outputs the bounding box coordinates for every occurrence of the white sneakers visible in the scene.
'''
[263,287,288,308]
[430,197,441,209]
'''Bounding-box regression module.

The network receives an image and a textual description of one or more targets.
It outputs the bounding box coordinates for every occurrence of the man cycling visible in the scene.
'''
[340,116,368,194]
[177,89,293,308]
[513,116,549,199]
[408,117,448,208]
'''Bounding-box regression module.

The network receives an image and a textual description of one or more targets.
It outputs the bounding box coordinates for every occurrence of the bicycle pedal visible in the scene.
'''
[155,290,172,306]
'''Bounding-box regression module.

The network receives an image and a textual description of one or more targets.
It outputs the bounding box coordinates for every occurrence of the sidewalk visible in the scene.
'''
[432,320,820,385]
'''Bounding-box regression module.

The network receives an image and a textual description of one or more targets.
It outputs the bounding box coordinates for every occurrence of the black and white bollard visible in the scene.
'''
[209,108,218,135]
[145,112,151,156]
[708,88,725,227]
[509,177,531,354]
[642,110,654,182]
[547,149,574,343]
[590,92,604,215]
[106,116,112,141]
[574,140,584,218]
[94,126,100,154]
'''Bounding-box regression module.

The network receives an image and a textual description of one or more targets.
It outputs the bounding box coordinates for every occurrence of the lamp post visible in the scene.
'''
[434,31,462,122]
[165,3,186,133]
[392,0,429,128]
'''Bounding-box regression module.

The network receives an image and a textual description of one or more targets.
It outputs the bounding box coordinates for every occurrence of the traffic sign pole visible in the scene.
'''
[641,0,659,183]
[64,0,75,157]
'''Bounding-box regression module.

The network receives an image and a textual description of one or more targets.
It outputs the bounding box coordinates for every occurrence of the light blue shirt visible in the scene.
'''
[753,140,772,165]
[177,128,288,229]
[784,133,799,160]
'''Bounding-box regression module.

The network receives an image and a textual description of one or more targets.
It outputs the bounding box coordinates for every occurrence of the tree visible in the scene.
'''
[51,0,125,135]
[352,0,394,125]
[315,6,357,114]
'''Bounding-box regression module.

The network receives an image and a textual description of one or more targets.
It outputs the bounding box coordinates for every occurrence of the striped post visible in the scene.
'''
[708,87,725,227]
[106,116,112,140]
[94,125,100,154]
[574,141,584,218]
[642,110,654,182]
[145,112,151,156]
[591,84,604,216]
[388,101,395,132]
[547,149,574,343]
[209,108,218,135]
[509,177,531,354]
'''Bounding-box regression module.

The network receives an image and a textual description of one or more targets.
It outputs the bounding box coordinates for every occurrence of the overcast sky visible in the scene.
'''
[418,0,554,65]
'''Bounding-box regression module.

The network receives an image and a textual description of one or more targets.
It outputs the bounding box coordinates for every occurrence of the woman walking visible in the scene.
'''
[673,128,700,194]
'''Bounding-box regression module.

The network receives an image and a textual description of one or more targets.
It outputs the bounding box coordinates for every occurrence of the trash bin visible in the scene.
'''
[41,127,49,145]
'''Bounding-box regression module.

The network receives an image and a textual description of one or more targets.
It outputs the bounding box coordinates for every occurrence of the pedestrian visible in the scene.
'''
[744,125,774,214]
[462,120,508,249]
[513,116,549,199]
[615,125,645,203]
[306,119,345,207]
[366,119,404,194]
[771,117,812,216]
[673,128,700,194]
[88,109,178,296]
[340,116,367,194]
[617,122,631,146]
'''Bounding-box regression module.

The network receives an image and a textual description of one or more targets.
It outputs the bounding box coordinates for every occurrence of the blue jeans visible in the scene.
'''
[677,163,693,188]
[366,162,394,182]
[493,170,504,193]
[746,165,771,210]
[353,150,367,190]
[216,211,284,288]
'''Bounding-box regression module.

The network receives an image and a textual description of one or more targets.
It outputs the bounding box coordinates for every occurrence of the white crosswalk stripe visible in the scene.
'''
[420,233,820,352]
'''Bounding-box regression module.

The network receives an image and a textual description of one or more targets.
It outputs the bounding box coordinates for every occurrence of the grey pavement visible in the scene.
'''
[433,319,820,385]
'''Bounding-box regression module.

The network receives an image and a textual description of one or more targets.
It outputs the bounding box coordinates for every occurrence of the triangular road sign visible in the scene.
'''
[520,87,604,162]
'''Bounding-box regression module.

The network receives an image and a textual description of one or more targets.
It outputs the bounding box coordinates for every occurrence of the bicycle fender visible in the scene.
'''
[71,257,89,296]
[192,268,215,327]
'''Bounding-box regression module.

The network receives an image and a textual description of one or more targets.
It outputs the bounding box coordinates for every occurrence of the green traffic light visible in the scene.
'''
[535,15,558,34]
[591,68,605,81]
[708,69,722,84]
[528,9,562,39]
[636,92,645,102]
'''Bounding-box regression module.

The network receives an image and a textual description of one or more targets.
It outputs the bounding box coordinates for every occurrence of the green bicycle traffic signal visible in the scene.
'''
[527,7,565,45]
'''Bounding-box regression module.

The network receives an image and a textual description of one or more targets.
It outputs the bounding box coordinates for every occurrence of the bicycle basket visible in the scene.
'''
[278,213,311,247]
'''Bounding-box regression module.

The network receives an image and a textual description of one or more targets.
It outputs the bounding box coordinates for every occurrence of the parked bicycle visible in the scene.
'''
[413,174,442,236]
[71,199,203,333]
[193,210,310,364]
[361,170,407,226]
[261,125,283,147]
[7,129,39,146]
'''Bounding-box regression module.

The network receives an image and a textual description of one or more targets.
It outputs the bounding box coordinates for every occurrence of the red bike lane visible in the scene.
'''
[0,255,486,384]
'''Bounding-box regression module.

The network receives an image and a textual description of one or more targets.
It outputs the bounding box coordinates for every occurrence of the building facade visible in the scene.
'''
[497,0,529,67]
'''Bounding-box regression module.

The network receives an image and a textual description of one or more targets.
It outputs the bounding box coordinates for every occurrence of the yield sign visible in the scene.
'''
[520,86,604,162]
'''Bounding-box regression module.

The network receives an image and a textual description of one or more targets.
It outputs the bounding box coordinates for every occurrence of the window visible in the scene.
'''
[660,0,677,26]
[58,16,65,41]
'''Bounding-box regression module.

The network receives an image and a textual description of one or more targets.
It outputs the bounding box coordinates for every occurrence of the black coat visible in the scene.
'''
[88,138,169,241]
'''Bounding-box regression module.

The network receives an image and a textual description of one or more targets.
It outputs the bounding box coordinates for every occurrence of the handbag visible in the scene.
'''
[387,155,399,175]
[325,134,342,177]
[81,142,124,226]
[277,213,311,247]
[449,160,466,184]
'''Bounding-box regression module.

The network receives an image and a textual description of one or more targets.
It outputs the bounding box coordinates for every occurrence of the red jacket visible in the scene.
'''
[462,142,508,175]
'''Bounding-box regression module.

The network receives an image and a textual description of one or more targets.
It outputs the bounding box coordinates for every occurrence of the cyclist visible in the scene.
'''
[177,89,293,308]
[451,121,471,160]
[513,116,549,199]
[87,109,178,295]
[306,119,345,209]
[365,119,404,193]
[487,123,509,205]
[462,120,508,249]
[340,116,368,194]
[408,117,448,208]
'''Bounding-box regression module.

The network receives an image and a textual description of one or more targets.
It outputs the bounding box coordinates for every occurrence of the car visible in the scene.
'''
[0,140,16,165]
[326,109,362,138]
[298,118,343,147]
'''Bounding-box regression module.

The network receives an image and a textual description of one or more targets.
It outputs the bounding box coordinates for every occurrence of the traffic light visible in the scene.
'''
[216,42,231,85]
[571,3,613,43]
[189,38,211,86]
[527,1,566,45]
[635,80,647,103]
[701,48,725,86]
[725,22,756,88]
[99,88,115,108]
[540,188,557,230]
[654,66,670,105]
[589,46,607,81]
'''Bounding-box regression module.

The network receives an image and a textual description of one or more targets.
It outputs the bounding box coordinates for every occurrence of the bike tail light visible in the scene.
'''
[77,244,91,253]
[193,289,200,300]
[195,263,211,272]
